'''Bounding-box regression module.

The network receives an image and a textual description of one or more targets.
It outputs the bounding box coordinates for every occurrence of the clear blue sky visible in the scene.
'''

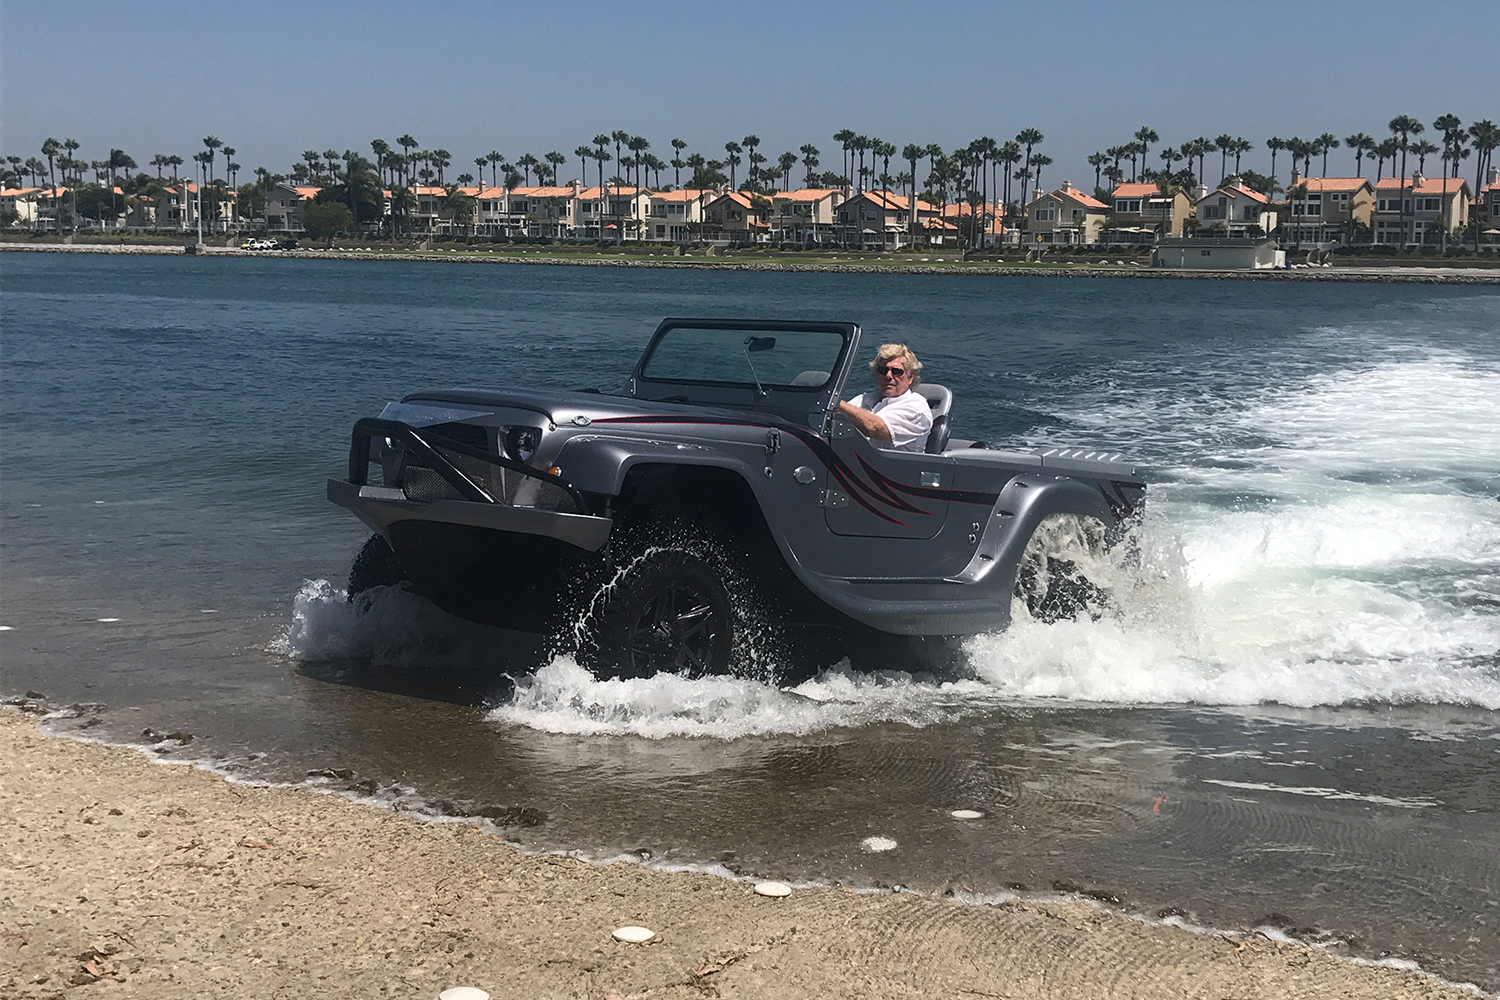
[3,0,1495,189]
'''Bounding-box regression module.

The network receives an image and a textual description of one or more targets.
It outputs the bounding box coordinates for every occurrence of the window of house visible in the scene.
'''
[1035,207,1055,221]
[1115,199,1141,213]
[1420,197,1440,211]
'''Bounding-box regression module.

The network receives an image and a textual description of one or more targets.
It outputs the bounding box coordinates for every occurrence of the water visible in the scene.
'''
[3,255,1499,990]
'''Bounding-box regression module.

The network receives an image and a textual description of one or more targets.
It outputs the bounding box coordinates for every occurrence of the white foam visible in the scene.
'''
[488,658,984,739]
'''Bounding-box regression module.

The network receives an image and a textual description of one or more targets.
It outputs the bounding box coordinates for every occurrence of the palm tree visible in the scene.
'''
[1159,145,1182,183]
[1087,151,1108,191]
[852,135,871,192]
[1134,126,1159,174]
[1410,139,1438,175]
[1015,127,1043,210]
[775,151,797,191]
[1469,119,1499,250]
[1030,154,1052,199]
[1214,134,1235,182]
[1344,133,1374,176]
[544,151,567,187]
[722,141,741,188]
[515,154,538,186]
[1432,114,1463,182]
[1389,115,1423,245]
[41,138,60,215]
[1266,137,1285,192]
[1374,137,1398,180]
[800,144,821,188]
[1232,137,1253,177]
[201,136,222,184]
[1315,133,1339,176]
[833,129,855,192]
[627,136,649,190]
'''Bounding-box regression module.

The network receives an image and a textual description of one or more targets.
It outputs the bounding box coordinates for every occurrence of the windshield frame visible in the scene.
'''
[632,318,857,394]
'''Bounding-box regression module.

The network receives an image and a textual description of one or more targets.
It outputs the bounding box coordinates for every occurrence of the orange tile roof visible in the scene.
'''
[1110,183,1165,198]
[716,192,754,209]
[527,186,574,197]
[1052,186,1108,209]
[1294,177,1370,193]
[1375,176,1468,195]
[293,186,321,199]
[651,189,707,202]
[1,187,40,196]
[773,188,840,201]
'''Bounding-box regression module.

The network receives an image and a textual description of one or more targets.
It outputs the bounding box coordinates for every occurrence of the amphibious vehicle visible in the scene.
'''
[328,319,1145,677]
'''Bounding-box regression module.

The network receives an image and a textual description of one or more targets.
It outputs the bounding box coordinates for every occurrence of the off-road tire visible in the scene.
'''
[578,547,733,679]
[347,534,407,601]
[1013,515,1110,623]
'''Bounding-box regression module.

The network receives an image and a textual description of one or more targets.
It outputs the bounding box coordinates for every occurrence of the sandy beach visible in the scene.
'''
[1,711,1476,1000]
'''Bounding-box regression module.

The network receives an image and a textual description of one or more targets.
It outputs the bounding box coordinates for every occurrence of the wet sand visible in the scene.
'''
[2,712,1474,999]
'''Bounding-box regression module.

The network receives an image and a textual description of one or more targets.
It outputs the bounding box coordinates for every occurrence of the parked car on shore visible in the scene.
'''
[328,318,1146,678]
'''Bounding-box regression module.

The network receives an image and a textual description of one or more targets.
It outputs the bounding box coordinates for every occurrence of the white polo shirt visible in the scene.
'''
[849,389,934,452]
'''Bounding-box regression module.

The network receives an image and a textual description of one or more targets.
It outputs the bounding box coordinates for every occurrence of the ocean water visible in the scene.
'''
[3,255,1498,989]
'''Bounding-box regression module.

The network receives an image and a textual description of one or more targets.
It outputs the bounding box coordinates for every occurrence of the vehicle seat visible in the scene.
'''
[913,383,952,454]
[791,370,830,386]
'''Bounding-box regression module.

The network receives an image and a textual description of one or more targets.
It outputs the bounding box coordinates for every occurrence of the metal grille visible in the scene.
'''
[401,466,465,502]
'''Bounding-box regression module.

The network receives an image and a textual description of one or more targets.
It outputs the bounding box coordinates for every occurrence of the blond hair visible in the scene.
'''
[869,343,921,385]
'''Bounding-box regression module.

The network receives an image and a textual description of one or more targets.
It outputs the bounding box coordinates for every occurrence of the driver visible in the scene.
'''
[836,343,933,452]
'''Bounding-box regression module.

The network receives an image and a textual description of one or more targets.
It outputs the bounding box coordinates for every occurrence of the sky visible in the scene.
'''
[3,0,1495,191]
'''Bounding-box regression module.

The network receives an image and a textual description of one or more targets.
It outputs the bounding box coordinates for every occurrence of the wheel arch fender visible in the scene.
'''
[978,474,1117,599]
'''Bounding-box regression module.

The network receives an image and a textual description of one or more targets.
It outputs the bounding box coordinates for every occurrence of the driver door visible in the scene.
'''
[821,414,951,539]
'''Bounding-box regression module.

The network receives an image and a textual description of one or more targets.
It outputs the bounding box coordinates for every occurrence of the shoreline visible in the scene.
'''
[1,710,1481,999]
[4,240,1499,282]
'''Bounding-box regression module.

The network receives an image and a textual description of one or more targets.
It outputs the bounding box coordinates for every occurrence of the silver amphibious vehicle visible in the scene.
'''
[329,319,1145,677]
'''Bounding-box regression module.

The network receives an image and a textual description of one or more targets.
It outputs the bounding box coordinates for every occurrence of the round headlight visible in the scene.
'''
[503,425,541,463]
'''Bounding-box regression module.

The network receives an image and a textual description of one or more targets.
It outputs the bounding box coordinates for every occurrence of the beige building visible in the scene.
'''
[1,186,47,226]
[265,183,320,232]
[1280,173,1370,245]
[1474,166,1498,236]
[1106,182,1192,241]
[1373,174,1470,245]
[769,188,844,242]
[703,191,770,243]
[835,190,928,248]
[1193,182,1279,239]
[1024,184,1108,244]
[645,188,711,242]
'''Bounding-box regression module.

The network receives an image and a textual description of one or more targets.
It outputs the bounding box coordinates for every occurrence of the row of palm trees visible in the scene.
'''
[9,115,1498,244]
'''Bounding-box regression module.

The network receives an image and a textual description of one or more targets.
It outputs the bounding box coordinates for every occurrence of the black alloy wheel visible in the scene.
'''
[347,533,407,601]
[583,548,733,679]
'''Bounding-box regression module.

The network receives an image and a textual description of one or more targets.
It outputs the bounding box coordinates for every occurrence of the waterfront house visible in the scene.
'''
[1192,182,1278,239]
[1372,173,1470,246]
[646,188,711,242]
[1,186,43,226]
[1024,184,1108,244]
[265,183,320,232]
[575,185,649,241]
[940,201,1005,247]
[769,188,844,243]
[1279,172,1370,245]
[1106,182,1191,241]
[836,190,930,248]
[704,191,770,243]
[521,184,579,238]
[1153,236,1283,269]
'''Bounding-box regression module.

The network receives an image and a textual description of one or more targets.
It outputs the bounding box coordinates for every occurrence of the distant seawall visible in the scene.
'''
[4,242,1498,284]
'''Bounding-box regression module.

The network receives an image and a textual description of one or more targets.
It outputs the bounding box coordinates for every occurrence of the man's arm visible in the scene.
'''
[836,399,892,444]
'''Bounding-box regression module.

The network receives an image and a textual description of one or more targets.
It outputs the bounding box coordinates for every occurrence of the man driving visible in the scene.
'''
[836,343,933,452]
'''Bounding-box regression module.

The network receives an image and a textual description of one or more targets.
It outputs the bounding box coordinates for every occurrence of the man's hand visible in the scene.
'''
[837,400,892,444]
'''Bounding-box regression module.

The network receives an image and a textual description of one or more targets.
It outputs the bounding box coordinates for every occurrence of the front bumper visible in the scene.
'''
[327,480,613,551]
[328,418,613,552]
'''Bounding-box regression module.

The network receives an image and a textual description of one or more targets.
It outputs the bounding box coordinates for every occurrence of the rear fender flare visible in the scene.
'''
[961,475,1115,597]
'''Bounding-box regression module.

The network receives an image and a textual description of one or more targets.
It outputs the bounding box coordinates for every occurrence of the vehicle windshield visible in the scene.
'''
[641,325,846,389]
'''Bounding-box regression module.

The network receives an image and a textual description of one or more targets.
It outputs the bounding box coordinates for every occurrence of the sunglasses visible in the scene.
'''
[877,364,908,377]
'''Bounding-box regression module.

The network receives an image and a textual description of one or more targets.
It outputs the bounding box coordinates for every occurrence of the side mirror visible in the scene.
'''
[745,336,777,353]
